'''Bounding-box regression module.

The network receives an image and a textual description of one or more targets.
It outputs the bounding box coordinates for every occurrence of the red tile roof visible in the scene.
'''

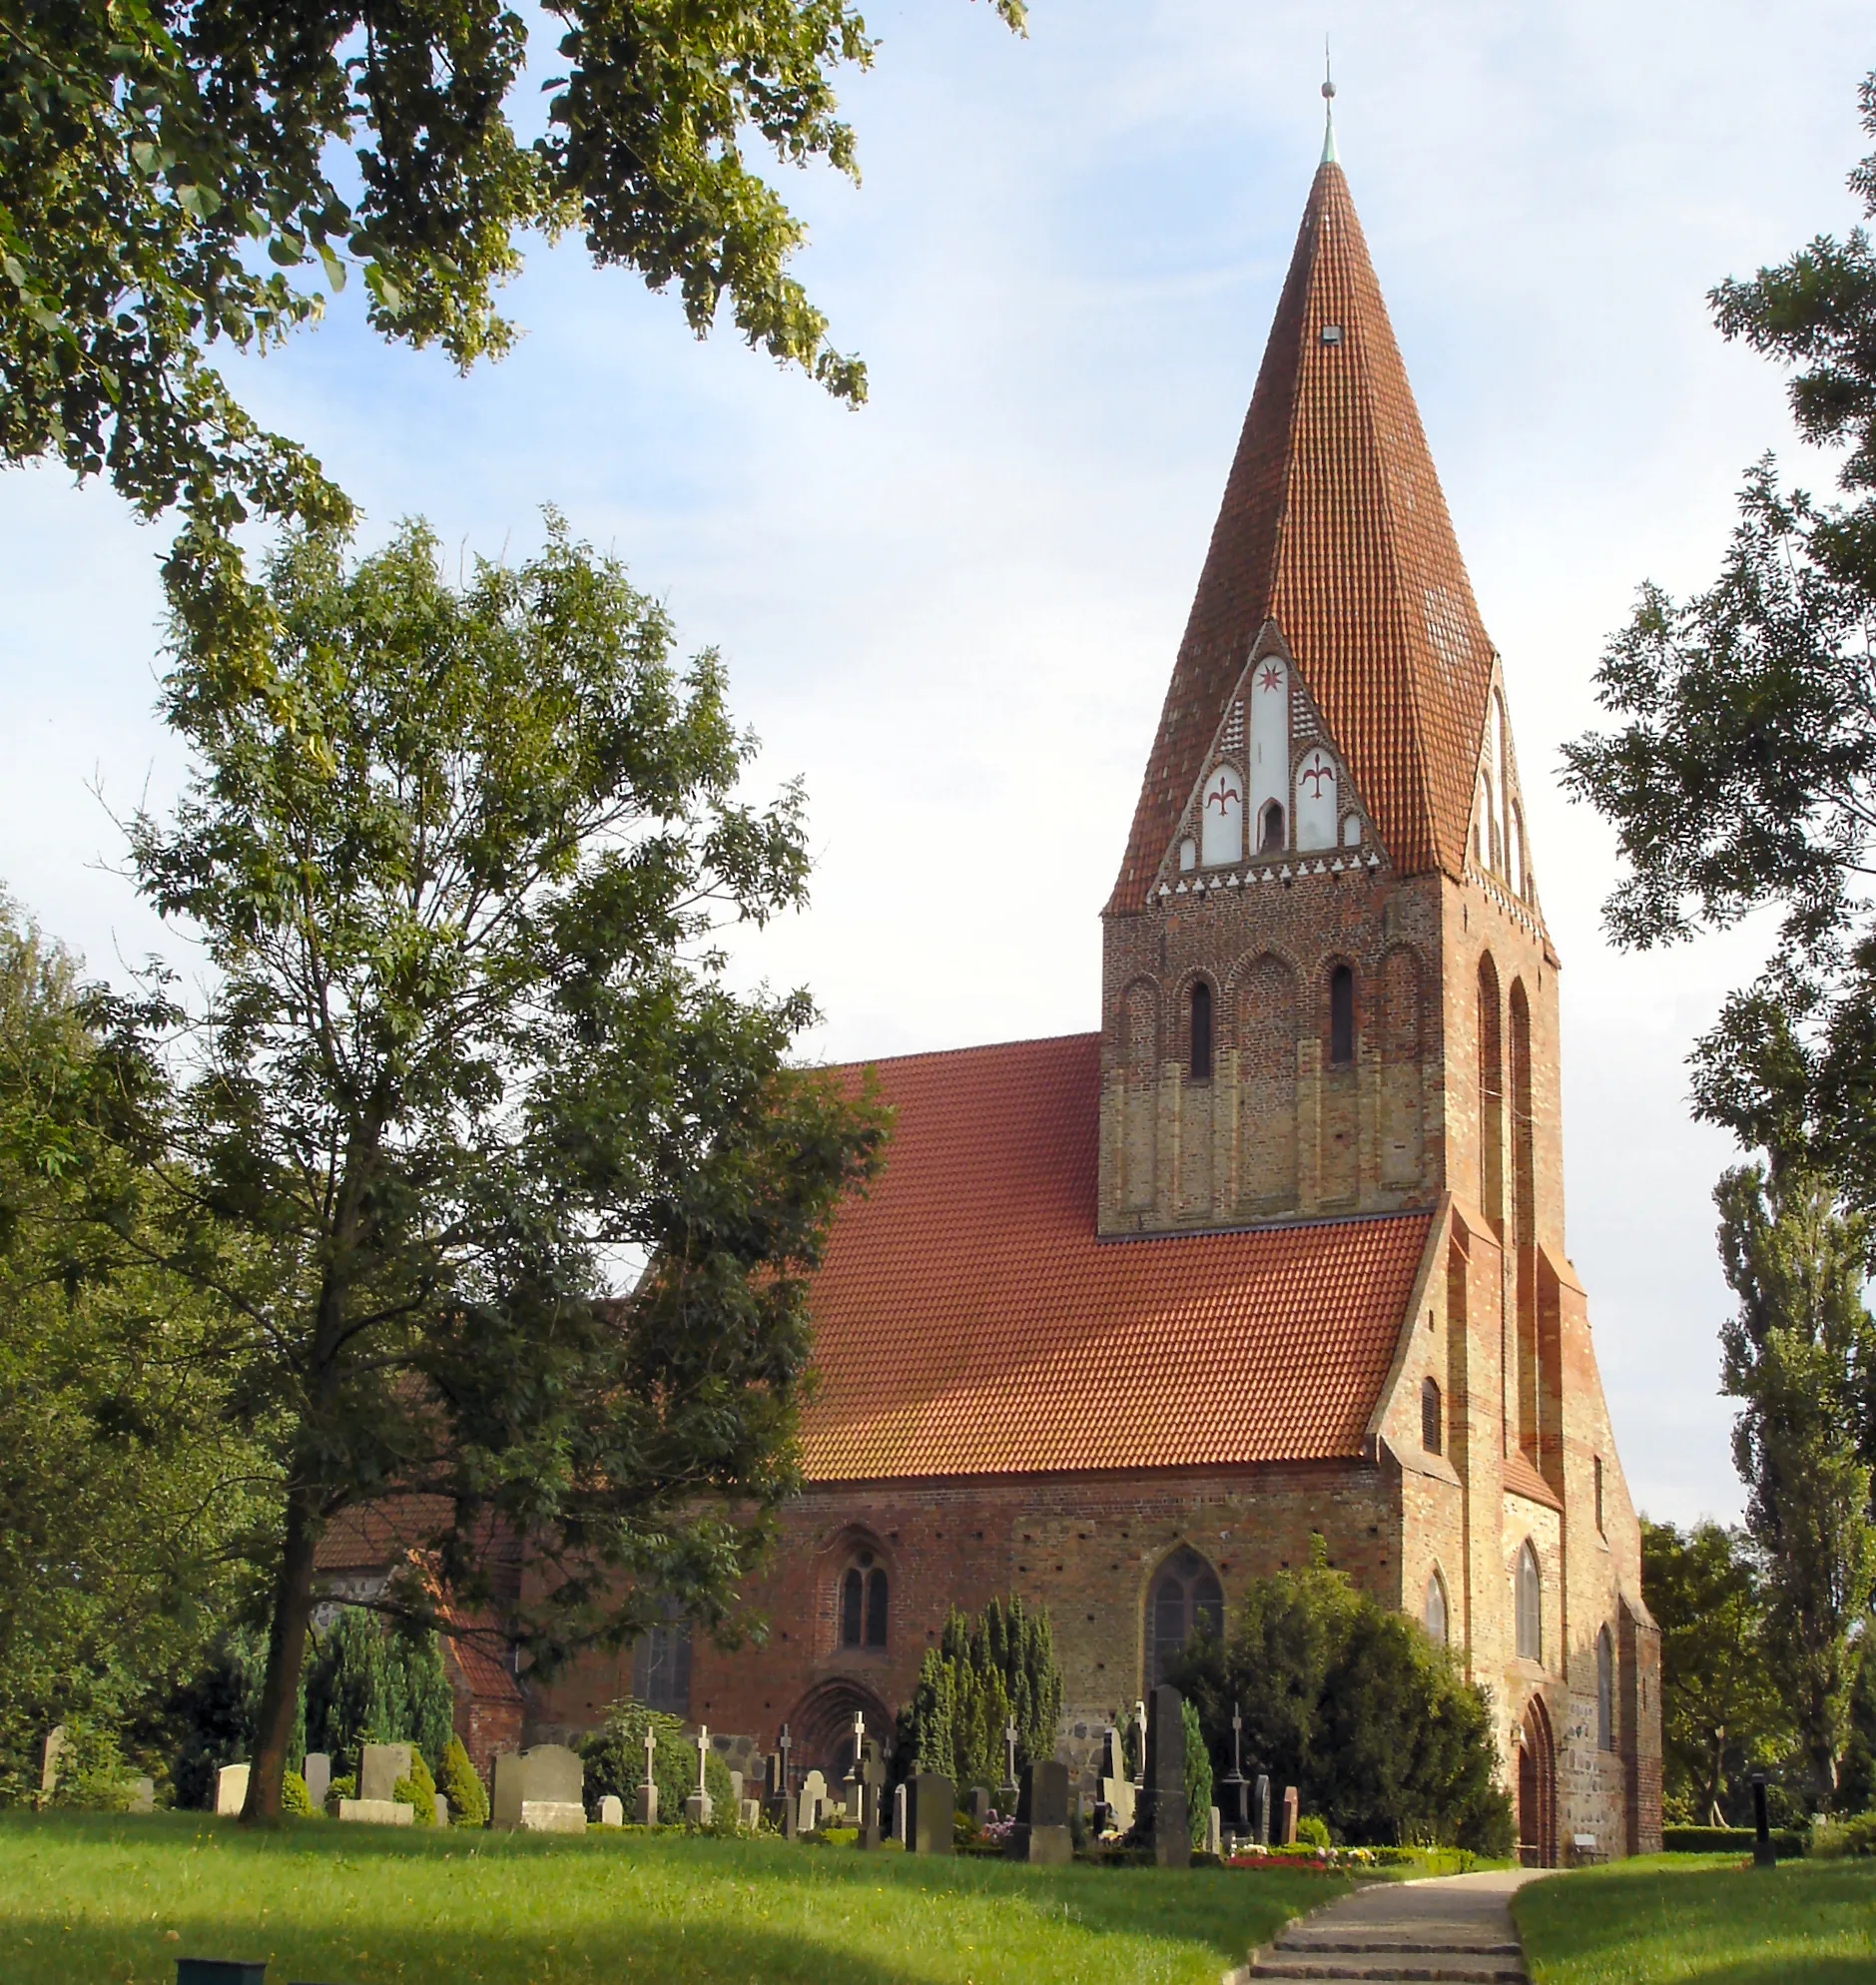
[799,1034,1432,1481]
[1502,1452,1564,1512]
[1109,161,1498,911]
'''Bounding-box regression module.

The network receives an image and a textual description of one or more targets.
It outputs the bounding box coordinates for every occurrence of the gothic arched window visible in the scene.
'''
[1421,1376,1443,1456]
[631,1597,693,1714]
[840,1551,889,1650]
[1147,1547,1224,1688]
[1425,1571,1449,1647]
[1515,1542,1542,1662]
[1329,965,1355,1065]
[1190,981,1213,1082]
[1260,800,1286,853]
[1596,1627,1614,1751]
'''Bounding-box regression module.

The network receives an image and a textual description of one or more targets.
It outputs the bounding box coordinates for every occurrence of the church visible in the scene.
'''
[337,131,1663,1865]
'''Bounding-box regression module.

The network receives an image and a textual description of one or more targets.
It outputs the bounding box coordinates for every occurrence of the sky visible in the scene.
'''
[2,0,1871,1529]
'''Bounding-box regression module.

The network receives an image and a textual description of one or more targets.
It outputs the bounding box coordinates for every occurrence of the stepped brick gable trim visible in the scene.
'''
[1108,159,1498,910]
[798,1032,1431,1480]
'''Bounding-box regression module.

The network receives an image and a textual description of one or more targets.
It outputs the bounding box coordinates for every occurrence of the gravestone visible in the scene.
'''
[685,1724,714,1827]
[798,1767,828,1834]
[740,1797,762,1830]
[1094,1725,1134,1834]
[1131,1700,1147,1786]
[892,1782,908,1844]
[1255,1773,1270,1847]
[519,1800,586,1832]
[968,1786,993,1829]
[1205,1805,1222,1858]
[128,1776,155,1813]
[1752,1771,1776,1868]
[337,1797,412,1824]
[600,1793,624,1826]
[1005,1758,1072,1865]
[1141,1683,1189,1867]
[492,1750,524,1827]
[908,1773,954,1855]
[215,1763,251,1816]
[492,1744,586,1829]
[769,1726,796,1837]
[856,1738,885,1848]
[434,1793,449,1826]
[40,1725,67,1798]
[998,1716,1020,1808]
[1280,1785,1299,1847]
[843,1710,867,1821]
[636,1726,659,1826]
[358,1742,412,1804]
[1220,1701,1249,1832]
[303,1752,330,1812]
[729,1769,743,1808]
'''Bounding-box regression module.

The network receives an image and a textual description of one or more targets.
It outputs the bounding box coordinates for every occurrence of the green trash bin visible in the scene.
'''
[176,1962,267,1985]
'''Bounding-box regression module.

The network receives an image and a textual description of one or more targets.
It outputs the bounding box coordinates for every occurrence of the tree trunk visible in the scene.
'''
[242,1482,320,1822]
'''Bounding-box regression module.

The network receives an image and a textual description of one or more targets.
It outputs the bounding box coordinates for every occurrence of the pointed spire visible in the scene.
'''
[1107,154,1500,910]
[1321,41,1338,167]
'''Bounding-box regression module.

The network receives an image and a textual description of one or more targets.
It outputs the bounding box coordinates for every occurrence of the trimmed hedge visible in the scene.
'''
[1662,1824,1805,1858]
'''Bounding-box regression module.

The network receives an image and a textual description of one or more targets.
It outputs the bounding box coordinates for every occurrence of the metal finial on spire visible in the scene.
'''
[1320,38,1339,166]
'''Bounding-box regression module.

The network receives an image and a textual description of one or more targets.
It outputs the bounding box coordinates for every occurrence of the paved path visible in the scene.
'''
[1240,1868,1550,1984]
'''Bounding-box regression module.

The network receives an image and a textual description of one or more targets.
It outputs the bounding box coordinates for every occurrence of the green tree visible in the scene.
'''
[303,1608,452,1777]
[1640,1518,1790,1823]
[1716,1163,1876,1805]
[1172,1548,1513,1852]
[897,1595,1062,1794]
[435,1733,488,1827]
[1180,1694,1212,1849]
[0,899,267,1806]
[0,0,1025,591]
[1562,73,1876,1253]
[98,516,885,1819]
[579,1699,730,1821]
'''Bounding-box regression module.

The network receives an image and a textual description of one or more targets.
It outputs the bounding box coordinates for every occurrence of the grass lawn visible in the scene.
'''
[0,1811,1353,1985]
[1514,1853,1876,1985]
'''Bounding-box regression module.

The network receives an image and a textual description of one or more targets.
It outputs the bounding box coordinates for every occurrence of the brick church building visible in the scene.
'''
[337,136,1663,1863]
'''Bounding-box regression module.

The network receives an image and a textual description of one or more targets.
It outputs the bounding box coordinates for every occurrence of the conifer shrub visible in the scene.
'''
[1171,1540,1514,1853]
[1181,1695,1213,1847]
[896,1596,1063,1794]
[304,1608,454,1776]
[281,1770,312,1816]
[392,1750,438,1824]
[579,1701,732,1821]
[436,1735,488,1826]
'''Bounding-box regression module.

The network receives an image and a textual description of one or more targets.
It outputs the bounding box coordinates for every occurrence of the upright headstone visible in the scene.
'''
[1752,1771,1776,1868]
[1255,1773,1271,1846]
[516,1744,585,1832]
[740,1796,762,1830]
[1141,1683,1189,1867]
[303,1751,330,1813]
[1280,1784,1299,1847]
[1132,1700,1147,1786]
[215,1762,251,1816]
[358,1742,412,1804]
[1094,1725,1135,1834]
[685,1724,714,1827]
[729,1769,744,1809]
[857,1738,885,1849]
[128,1776,156,1814]
[968,1786,993,1830]
[892,1782,908,1845]
[434,1792,449,1827]
[1005,1759,1072,1865]
[908,1773,955,1855]
[771,1724,796,1837]
[39,1726,67,1799]
[599,1793,625,1826]
[1220,1701,1248,1833]
[492,1749,525,1828]
[636,1726,659,1826]
[1205,1805,1222,1857]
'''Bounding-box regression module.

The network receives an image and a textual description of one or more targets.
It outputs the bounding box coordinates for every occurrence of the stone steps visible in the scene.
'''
[1249,1952,1527,1984]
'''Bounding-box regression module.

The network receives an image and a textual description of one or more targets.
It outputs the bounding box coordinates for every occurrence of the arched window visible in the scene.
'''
[1190,981,1213,1081]
[1421,1376,1443,1455]
[1329,965,1355,1065]
[1147,1547,1225,1688]
[1596,1627,1614,1751]
[1425,1572,1448,1647]
[840,1550,889,1650]
[1515,1542,1542,1662]
[631,1597,693,1714]
[1260,799,1286,853]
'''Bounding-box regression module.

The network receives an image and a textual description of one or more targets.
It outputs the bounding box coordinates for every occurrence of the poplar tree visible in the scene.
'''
[1716,1162,1876,1805]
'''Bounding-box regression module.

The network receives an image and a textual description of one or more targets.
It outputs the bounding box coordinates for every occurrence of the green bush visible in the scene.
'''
[281,1770,312,1816]
[304,1609,452,1778]
[1181,1696,1212,1848]
[1172,1539,1514,1854]
[392,1751,438,1825]
[578,1701,731,1822]
[1662,1823,1806,1857]
[1811,1812,1876,1858]
[322,1771,355,1817]
[167,1630,308,1810]
[1295,1813,1330,1849]
[436,1735,488,1827]
[896,1596,1063,1792]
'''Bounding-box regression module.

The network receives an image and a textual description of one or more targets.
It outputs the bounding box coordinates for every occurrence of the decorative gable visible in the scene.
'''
[1151,624,1380,900]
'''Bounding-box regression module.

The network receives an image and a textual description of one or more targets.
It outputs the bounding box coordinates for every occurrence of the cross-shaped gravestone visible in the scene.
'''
[778,1723,792,1797]
[844,1710,866,1820]
[775,1722,796,1837]
[636,1725,660,1826]
[685,1725,714,1827]
[1000,1717,1020,1805]
[1221,1699,1249,1832]
[857,1738,886,1849]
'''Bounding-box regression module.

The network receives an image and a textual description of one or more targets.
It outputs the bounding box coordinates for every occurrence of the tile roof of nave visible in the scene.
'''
[1108,159,1500,912]
[798,1033,1431,1482]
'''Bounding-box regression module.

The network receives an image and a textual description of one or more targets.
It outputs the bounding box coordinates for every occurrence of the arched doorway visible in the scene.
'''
[787,1676,894,1783]
[1517,1694,1557,1867]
